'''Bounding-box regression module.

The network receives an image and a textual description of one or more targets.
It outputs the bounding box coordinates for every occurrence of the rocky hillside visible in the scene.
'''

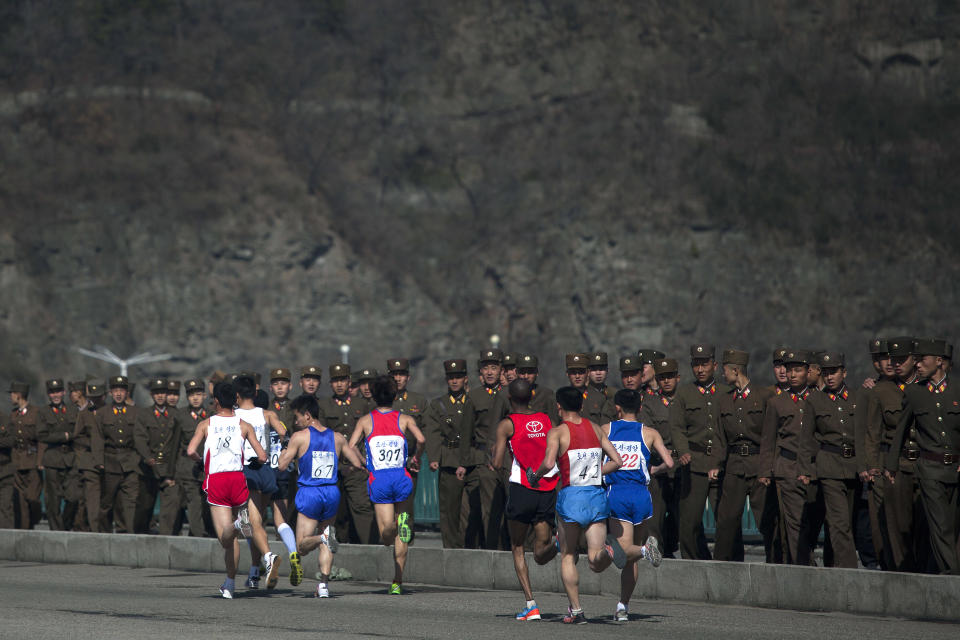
[1,1,958,396]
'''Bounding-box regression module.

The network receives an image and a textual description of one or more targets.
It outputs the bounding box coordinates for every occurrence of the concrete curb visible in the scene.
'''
[2,530,958,621]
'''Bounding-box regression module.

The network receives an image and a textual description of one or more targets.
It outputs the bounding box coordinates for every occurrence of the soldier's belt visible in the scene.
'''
[687,441,714,455]
[820,442,855,458]
[879,442,920,460]
[919,450,957,466]
[728,443,760,456]
[670,449,679,458]
[778,447,798,461]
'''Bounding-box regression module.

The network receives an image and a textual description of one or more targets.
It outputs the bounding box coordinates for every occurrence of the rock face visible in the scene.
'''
[0,1,958,396]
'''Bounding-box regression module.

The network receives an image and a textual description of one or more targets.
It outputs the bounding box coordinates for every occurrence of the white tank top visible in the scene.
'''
[204,415,244,475]
[235,407,267,466]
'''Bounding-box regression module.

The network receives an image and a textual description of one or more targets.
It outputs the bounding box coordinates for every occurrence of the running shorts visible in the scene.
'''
[295,484,341,522]
[204,471,250,508]
[556,485,610,527]
[505,483,557,525]
[606,483,653,525]
[244,463,278,495]
[367,470,413,504]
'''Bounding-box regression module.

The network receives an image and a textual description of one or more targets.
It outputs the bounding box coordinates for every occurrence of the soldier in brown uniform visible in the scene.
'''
[298,365,322,398]
[669,344,730,560]
[166,380,181,408]
[134,377,184,534]
[768,348,791,396]
[73,382,105,532]
[800,352,861,568]
[759,350,814,564]
[620,356,642,391]
[857,338,893,566]
[464,349,509,549]
[584,352,616,426]
[502,353,519,384]
[641,358,681,558]
[355,369,378,406]
[0,400,17,528]
[516,355,559,426]
[885,338,960,574]
[37,378,81,530]
[714,350,777,562]
[637,349,665,398]
[9,382,42,529]
[389,358,428,545]
[267,368,298,535]
[176,379,211,537]
[319,363,376,544]
[423,359,478,548]
[98,376,141,533]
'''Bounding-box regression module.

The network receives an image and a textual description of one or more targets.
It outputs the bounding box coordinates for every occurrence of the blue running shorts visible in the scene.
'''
[606,483,653,525]
[295,484,341,522]
[368,470,413,504]
[556,485,610,527]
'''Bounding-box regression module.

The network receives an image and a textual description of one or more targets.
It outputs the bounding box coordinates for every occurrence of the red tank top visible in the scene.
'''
[508,412,559,491]
[558,418,603,488]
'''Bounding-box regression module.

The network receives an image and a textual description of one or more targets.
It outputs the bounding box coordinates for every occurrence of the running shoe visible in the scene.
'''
[321,526,339,554]
[389,582,402,595]
[562,610,587,624]
[516,605,541,621]
[397,512,412,544]
[605,534,627,569]
[644,536,662,568]
[614,607,628,622]
[234,508,252,538]
[219,583,234,599]
[244,576,259,589]
[263,552,281,589]
[316,582,330,598]
[289,551,303,586]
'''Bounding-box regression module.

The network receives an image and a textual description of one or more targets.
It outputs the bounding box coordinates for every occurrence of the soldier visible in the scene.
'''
[502,353,519,384]
[355,369,378,405]
[388,358,428,545]
[423,359,478,548]
[768,348,791,396]
[73,382,105,532]
[176,379,211,537]
[619,356,642,391]
[669,344,730,560]
[584,352,616,426]
[714,350,777,562]
[37,378,80,530]
[807,354,826,391]
[464,349,509,549]
[267,368,298,544]
[166,380,181,408]
[758,350,814,564]
[640,358,681,558]
[565,353,589,393]
[800,352,861,568]
[637,349,666,398]
[885,338,960,574]
[68,380,87,409]
[134,377,184,534]
[0,400,16,529]
[299,365,322,398]
[98,376,140,533]
[9,382,42,529]
[319,363,376,545]
[516,355,559,426]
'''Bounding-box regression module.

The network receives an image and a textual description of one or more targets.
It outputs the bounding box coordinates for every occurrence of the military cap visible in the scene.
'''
[356,368,377,382]
[167,379,181,394]
[888,336,916,357]
[479,349,504,364]
[328,363,350,379]
[209,370,226,384]
[8,381,29,395]
[772,347,789,364]
[722,349,749,366]
[808,351,826,366]
[443,359,468,375]
[868,338,890,355]
[637,349,666,364]
[184,379,204,393]
[782,350,809,365]
[349,371,361,384]
[654,358,679,375]
[387,358,410,373]
[589,352,608,367]
[301,365,322,379]
[502,353,519,367]
[226,373,239,383]
[149,377,168,392]
[619,356,641,373]
[517,354,539,370]
[68,380,86,392]
[270,368,291,382]
[818,352,845,368]
[86,382,104,397]
[690,344,715,360]
[109,375,129,389]
[46,378,65,392]
[565,353,589,370]
[914,337,949,357]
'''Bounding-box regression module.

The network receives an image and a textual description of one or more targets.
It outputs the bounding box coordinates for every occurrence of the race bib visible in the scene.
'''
[567,447,602,486]
[311,450,335,480]
[369,435,405,471]
[269,439,282,469]
[611,441,644,471]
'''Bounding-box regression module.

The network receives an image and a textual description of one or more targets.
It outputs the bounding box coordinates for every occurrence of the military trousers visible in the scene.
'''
[648,467,680,556]
[0,474,14,529]
[437,466,480,549]
[677,467,717,560]
[176,476,209,537]
[460,464,504,550]
[820,477,858,568]
[334,465,376,545]
[100,470,138,533]
[13,468,42,529]
[775,476,807,564]
[882,467,931,571]
[714,472,776,562]
[868,476,887,567]
[915,461,960,574]
[396,469,418,544]
[43,466,81,531]
[77,469,102,533]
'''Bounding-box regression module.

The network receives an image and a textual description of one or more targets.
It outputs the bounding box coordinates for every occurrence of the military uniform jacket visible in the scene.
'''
[868,379,917,473]
[270,397,295,435]
[0,421,15,479]
[718,385,773,477]
[177,406,210,480]
[393,389,427,459]
[583,385,616,426]
[10,405,41,470]
[803,387,860,479]
[529,385,559,426]
[669,381,730,473]
[73,405,104,471]
[319,395,370,460]
[135,404,182,479]
[423,393,476,468]
[759,389,813,480]
[465,385,508,466]
[887,377,960,481]
[97,403,141,474]
[640,392,674,452]
[38,403,79,469]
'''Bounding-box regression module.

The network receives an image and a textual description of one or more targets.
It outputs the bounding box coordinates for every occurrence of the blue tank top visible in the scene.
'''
[605,419,651,485]
[297,426,338,487]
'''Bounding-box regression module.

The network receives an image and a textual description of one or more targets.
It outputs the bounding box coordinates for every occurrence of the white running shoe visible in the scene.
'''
[263,552,280,589]
[219,583,234,599]
[234,508,253,538]
[321,526,339,554]
[614,607,628,622]
[644,536,663,568]
[316,582,330,598]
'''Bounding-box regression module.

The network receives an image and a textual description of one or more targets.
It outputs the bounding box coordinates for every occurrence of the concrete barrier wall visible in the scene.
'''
[2,530,959,621]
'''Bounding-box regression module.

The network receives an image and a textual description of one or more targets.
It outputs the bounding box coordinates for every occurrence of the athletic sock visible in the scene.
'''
[277,523,297,553]
[224,577,235,590]
[617,602,627,611]
[526,600,537,609]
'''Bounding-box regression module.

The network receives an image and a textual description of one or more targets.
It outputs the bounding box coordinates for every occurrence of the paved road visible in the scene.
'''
[0,561,953,640]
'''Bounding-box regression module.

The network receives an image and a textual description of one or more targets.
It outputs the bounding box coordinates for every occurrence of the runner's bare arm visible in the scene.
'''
[597,423,622,475]
[348,414,370,449]
[491,417,514,470]
[400,414,425,471]
[186,419,209,461]
[335,431,365,467]
[532,426,562,483]
[240,419,267,463]
[265,410,287,438]
[645,427,674,475]
[277,429,307,469]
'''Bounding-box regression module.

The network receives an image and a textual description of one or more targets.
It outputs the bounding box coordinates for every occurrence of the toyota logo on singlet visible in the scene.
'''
[526,420,544,433]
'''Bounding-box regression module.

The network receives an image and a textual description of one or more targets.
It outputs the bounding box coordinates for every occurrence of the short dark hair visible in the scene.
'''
[214,382,236,409]
[555,386,583,412]
[234,375,257,400]
[614,388,642,412]
[254,389,269,409]
[371,375,398,407]
[290,394,320,419]
[508,379,532,404]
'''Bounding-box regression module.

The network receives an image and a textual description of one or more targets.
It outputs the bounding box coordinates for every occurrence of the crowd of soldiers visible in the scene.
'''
[1,338,958,575]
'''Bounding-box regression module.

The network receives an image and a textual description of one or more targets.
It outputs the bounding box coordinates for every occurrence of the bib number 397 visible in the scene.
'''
[311,451,335,479]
